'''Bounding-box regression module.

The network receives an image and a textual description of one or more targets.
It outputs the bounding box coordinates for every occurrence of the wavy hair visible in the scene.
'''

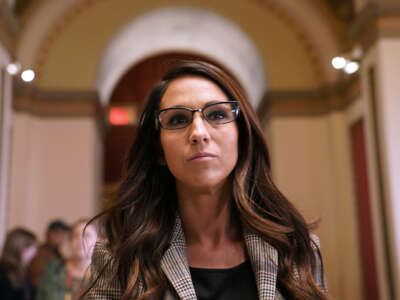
[86,60,328,300]
[0,228,36,287]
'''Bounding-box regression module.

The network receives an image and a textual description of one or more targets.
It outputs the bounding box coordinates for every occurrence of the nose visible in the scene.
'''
[189,112,210,144]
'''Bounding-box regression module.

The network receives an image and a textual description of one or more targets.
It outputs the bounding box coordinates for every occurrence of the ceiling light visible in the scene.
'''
[21,69,35,82]
[331,57,347,69]
[6,62,21,75]
[343,61,359,74]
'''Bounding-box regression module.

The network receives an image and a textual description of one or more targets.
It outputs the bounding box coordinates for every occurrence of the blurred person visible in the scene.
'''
[0,228,37,300]
[28,219,70,290]
[83,61,328,300]
[36,219,97,300]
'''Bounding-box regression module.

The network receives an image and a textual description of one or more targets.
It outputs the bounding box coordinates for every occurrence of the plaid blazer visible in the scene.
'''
[85,217,327,300]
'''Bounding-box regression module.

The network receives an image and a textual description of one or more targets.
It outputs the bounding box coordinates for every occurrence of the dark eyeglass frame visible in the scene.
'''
[157,101,240,130]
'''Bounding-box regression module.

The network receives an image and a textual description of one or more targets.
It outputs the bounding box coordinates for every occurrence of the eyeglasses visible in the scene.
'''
[157,101,240,130]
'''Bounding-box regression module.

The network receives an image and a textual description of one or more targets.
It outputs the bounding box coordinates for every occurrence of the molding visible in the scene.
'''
[13,76,360,121]
[0,3,20,34]
[350,3,400,52]
[13,80,107,140]
[13,79,102,118]
[35,0,100,81]
[256,0,325,86]
[13,77,360,129]
[0,3,19,53]
[30,0,343,98]
[257,75,361,119]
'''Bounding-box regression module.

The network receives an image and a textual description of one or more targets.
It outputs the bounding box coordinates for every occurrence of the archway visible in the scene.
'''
[96,6,267,108]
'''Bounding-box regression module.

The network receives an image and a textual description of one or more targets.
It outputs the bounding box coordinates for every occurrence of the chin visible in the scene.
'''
[182,174,230,190]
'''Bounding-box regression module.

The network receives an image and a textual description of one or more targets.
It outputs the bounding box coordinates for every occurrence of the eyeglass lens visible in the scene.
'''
[159,102,238,130]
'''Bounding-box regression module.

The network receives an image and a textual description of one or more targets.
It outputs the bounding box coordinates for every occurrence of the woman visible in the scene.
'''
[0,228,37,300]
[84,61,328,300]
[37,219,97,300]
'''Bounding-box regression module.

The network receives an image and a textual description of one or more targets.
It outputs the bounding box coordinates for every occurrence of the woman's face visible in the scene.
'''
[70,223,97,260]
[159,75,239,191]
[21,245,37,267]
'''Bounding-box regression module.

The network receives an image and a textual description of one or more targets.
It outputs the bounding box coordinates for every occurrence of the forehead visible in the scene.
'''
[160,75,228,109]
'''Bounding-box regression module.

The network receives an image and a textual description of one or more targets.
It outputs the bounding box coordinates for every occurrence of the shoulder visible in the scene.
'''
[0,263,7,275]
[43,259,65,275]
[89,239,116,281]
[0,266,14,298]
[91,239,114,267]
[93,239,112,254]
[32,244,58,263]
[39,244,56,255]
[310,234,321,248]
[0,263,11,284]
[83,239,122,300]
[309,234,328,292]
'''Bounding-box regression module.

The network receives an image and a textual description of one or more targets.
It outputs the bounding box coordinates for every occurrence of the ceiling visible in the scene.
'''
[323,0,356,23]
[14,0,356,24]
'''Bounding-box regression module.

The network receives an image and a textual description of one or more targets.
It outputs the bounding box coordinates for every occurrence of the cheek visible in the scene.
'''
[221,125,239,161]
[22,246,37,265]
[160,133,181,166]
[72,239,80,251]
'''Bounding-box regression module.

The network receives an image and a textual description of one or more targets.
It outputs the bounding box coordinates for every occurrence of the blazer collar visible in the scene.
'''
[160,216,197,300]
[243,226,278,300]
[160,216,278,300]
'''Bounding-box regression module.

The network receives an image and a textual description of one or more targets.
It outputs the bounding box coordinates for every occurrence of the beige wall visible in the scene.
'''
[356,44,392,300]
[0,42,12,248]
[8,112,102,241]
[375,38,400,299]
[268,112,362,300]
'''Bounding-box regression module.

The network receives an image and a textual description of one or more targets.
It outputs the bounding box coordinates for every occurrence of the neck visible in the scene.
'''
[176,180,240,247]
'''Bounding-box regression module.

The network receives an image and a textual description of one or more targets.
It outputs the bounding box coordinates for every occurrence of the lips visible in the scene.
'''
[188,152,216,161]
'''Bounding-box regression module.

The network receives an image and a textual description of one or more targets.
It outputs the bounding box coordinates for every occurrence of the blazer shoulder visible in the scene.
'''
[309,234,328,293]
[83,239,122,300]
[310,234,321,249]
[92,239,112,259]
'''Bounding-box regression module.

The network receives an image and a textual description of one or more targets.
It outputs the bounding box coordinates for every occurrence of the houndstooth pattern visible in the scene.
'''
[84,216,327,299]
[84,239,122,300]
[160,217,197,300]
[243,228,278,300]
[310,234,328,293]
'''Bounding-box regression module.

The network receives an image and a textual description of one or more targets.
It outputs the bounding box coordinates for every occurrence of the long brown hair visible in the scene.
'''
[87,60,328,299]
[0,228,36,287]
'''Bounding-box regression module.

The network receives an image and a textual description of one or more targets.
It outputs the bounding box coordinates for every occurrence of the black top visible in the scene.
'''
[189,261,258,300]
[0,264,33,300]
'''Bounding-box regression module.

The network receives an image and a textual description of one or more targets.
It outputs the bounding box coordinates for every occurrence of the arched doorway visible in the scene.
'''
[96,6,267,108]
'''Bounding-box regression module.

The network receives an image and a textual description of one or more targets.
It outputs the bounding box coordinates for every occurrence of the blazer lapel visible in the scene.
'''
[160,217,279,300]
[161,216,197,300]
[244,229,278,300]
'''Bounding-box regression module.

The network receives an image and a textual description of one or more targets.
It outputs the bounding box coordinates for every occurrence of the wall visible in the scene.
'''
[376,38,400,299]
[268,112,362,300]
[8,112,102,241]
[0,42,11,247]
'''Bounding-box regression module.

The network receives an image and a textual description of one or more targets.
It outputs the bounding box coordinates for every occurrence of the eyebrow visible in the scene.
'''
[165,100,225,109]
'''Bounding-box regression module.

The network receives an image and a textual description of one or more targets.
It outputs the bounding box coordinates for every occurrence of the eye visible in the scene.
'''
[206,108,229,121]
[166,112,191,126]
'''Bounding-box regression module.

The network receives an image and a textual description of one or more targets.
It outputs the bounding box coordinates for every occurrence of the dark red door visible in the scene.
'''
[350,119,379,300]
